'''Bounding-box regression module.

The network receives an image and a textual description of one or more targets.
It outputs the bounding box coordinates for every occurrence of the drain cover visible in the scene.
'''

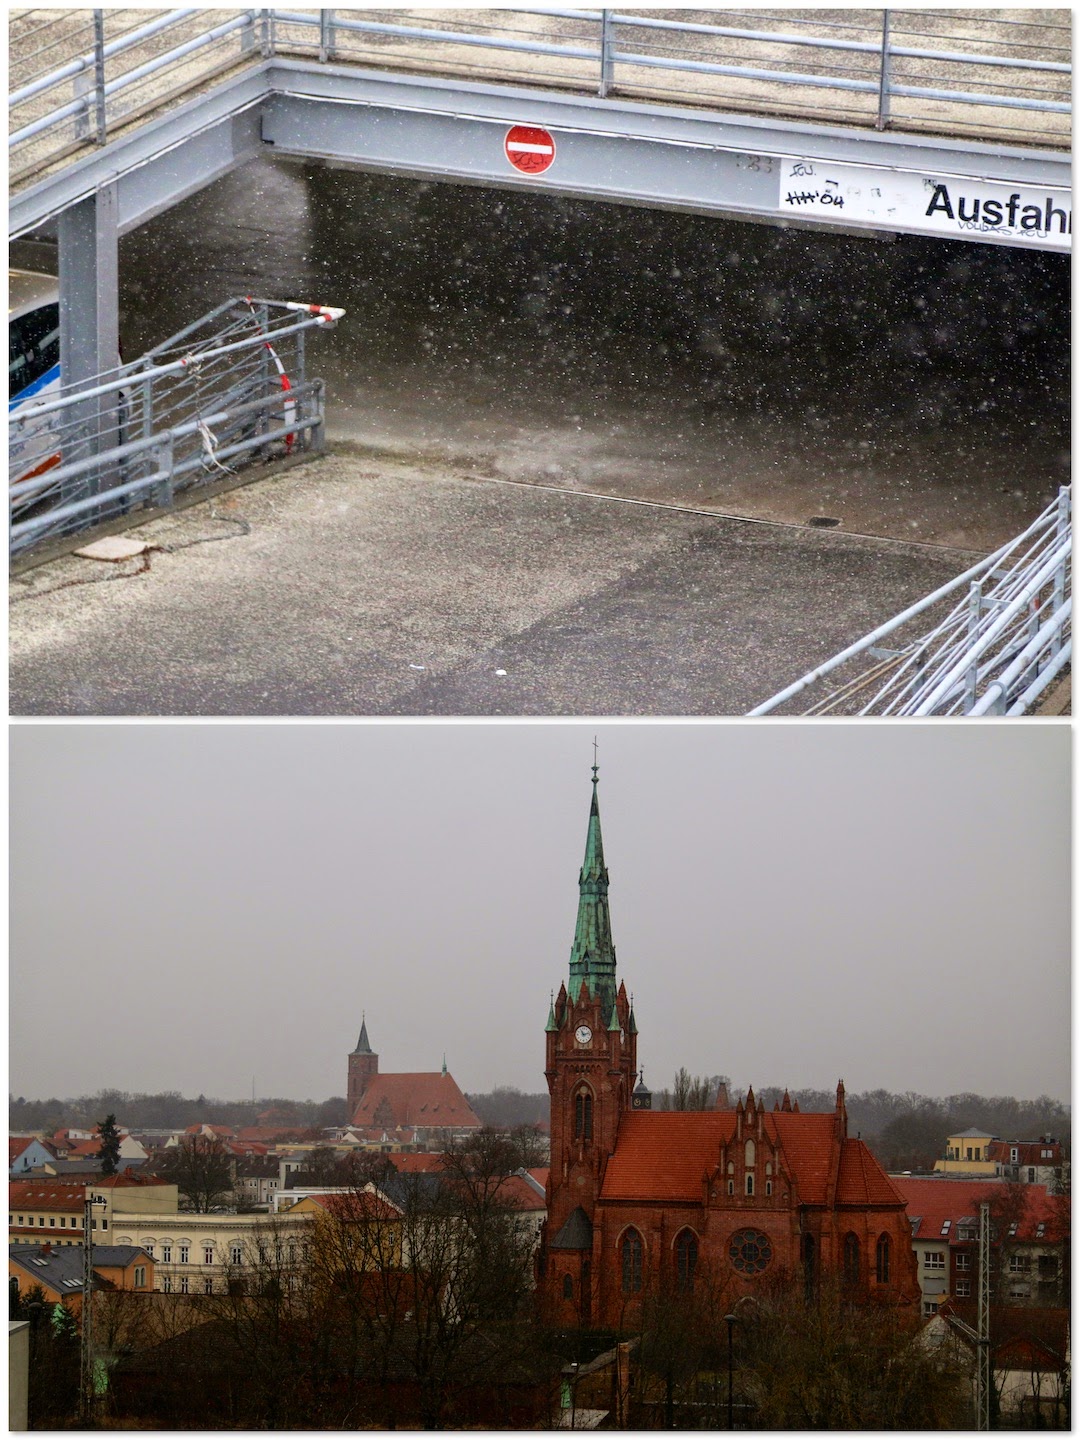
[807,516,841,529]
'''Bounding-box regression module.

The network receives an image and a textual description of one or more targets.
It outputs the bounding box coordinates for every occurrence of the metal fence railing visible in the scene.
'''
[748,487,1071,718]
[8,8,1072,186]
[9,296,344,558]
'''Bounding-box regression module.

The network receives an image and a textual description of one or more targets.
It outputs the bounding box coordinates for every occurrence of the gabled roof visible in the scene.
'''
[349,1072,481,1130]
[600,1108,875,1208]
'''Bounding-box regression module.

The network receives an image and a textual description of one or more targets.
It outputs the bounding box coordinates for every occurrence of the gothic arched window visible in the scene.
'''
[574,1089,593,1142]
[675,1230,698,1294]
[844,1233,860,1285]
[745,1173,754,1197]
[876,1233,890,1284]
[563,1274,573,1300]
[621,1229,643,1294]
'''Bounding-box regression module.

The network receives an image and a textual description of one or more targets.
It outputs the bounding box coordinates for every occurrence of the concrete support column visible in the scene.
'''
[58,182,120,499]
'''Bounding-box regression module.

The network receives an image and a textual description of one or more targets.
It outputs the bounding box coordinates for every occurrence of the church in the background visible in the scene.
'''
[540,765,919,1329]
[344,1017,481,1147]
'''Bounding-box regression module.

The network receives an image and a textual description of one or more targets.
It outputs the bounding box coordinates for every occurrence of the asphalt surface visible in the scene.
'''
[9,451,973,716]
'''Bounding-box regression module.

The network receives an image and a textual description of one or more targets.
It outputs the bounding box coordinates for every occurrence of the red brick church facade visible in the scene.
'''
[540,767,919,1329]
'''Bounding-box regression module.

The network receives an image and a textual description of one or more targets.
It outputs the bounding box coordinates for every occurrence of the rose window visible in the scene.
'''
[729,1228,772,1274]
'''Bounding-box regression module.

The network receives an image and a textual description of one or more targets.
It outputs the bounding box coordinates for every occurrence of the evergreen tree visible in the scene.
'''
[96,1113,122,1176]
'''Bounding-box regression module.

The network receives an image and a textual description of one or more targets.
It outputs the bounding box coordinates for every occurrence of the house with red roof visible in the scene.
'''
[986,1137,1065,1189]
[891,1176,1068,1317]
[345,1018,482,1146]
[540,766,919,1330]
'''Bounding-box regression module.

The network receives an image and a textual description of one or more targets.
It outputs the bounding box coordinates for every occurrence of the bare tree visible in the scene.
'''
[157,1134,235,1212]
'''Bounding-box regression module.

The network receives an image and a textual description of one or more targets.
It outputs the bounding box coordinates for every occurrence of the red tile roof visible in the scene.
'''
[350,1073,481,1130]
[891,1177,1064,1243]
[302,1191,402,1221]
[986,1140,1062,1166]
[600,1110,901,1209]
[836,1139,906,1206]
[390,1153,447,1174]
[9,1180,84,1212]
[9,1138,33,1165]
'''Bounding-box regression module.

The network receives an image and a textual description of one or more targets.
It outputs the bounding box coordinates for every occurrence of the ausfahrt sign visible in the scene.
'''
[778,157,1071,251]
[505,125,556,175]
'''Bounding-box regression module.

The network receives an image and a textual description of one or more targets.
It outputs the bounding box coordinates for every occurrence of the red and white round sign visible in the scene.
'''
[504,124,556,175]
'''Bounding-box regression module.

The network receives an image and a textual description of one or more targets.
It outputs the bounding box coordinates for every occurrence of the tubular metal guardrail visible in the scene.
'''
[8,8,1072,185]
[9,296,344,557]
[748,487,1071,718]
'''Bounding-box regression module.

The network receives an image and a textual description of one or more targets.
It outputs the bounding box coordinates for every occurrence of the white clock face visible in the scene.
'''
[575,1025,593,1045]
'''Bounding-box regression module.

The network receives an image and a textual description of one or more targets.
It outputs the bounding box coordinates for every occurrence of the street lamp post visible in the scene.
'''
[725,1313,736,1430]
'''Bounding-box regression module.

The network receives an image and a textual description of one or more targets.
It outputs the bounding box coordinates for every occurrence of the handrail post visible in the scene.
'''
[319,9,336,63]
[875,9,892,130]
[261,8,273,60]
[93,10,107,145]
[154,433,175,510]
[1049,485,1070,657]
[599,9,615,98]
[963,579,982,712]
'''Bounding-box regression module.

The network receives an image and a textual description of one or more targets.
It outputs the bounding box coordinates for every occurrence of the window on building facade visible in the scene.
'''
[675,1230,698,1294]
[574,1090,593,1142]
[179,1245,189,1264]
[745,1174,754,1197]
[765,1180,772,1196]
[1009,1255,1030,1273]
[144,1244,154,1258]
[49,1217,55,1226]
[180,1277,189,1294]
[204,1278,214,1294]
[956,1253,971,1271]
[924,1251,945,1270]
[876,1234,890,1284]
[204,1245,214,1265]
[230,1244,243,1266]
[621,1229,643,1294]
[731,1229,773,1275]
[923,1300,939,1317]
[727,1180,734,1196]
[163,1277,172,1293]
[843,1233,860,1285]
[956,1280,971,1297]
[134,1266,146,1288]
[162,1245,172,1262]
[1028,1168,1036,1183]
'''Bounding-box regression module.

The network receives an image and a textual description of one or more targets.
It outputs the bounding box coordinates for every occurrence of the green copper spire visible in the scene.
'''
[352,1014,373,1055]
[568,760,617,1014]
[545,991,558,1032]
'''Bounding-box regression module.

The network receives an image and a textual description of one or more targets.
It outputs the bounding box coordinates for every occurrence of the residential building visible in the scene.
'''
[10,1175,180,1247]
[541,766,920,1329]
[9,1242,155,1313]
[892,1177,1068,1315]
[109,1210,313,1294]
[9,1138,59,1176]
[987,1137,1065,1189]
[934,1128,997,1176]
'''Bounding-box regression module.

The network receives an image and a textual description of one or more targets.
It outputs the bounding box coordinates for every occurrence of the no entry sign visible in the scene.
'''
[504,125,556,175]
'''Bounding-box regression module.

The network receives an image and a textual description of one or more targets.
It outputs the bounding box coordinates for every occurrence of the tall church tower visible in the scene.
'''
[544,763,638,1323]
[347,1015,379,1119]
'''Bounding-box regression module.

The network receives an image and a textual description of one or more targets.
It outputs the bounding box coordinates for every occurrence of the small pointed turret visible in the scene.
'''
[545,992,558,1033]
[715,1082,730,1110]
[442,1054,447,1076]
[781,1089,792,1113]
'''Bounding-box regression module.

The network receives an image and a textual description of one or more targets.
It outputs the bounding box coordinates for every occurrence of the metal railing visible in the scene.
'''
[748,487,1071,718]
[9,296,344,557]
[8,8,1072,185]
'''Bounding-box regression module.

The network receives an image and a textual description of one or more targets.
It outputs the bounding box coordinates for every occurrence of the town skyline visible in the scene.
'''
[11,723,1069,1104]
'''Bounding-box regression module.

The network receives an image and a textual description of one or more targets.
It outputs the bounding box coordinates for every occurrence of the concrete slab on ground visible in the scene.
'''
[9,451,975,717]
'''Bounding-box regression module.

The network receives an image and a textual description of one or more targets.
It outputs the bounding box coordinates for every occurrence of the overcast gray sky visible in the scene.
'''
[10,722,1070,1106]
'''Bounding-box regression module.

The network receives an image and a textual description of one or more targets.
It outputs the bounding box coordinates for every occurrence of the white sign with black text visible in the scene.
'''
[778,158,1071,251]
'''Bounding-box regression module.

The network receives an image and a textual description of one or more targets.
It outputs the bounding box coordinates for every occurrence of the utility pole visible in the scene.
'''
[80,1193,107,1423]
[977,1198,991,1430]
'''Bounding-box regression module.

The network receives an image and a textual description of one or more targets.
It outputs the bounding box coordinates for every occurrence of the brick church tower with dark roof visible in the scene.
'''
[540,764,919,1330]
[347,1015,379,1117]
